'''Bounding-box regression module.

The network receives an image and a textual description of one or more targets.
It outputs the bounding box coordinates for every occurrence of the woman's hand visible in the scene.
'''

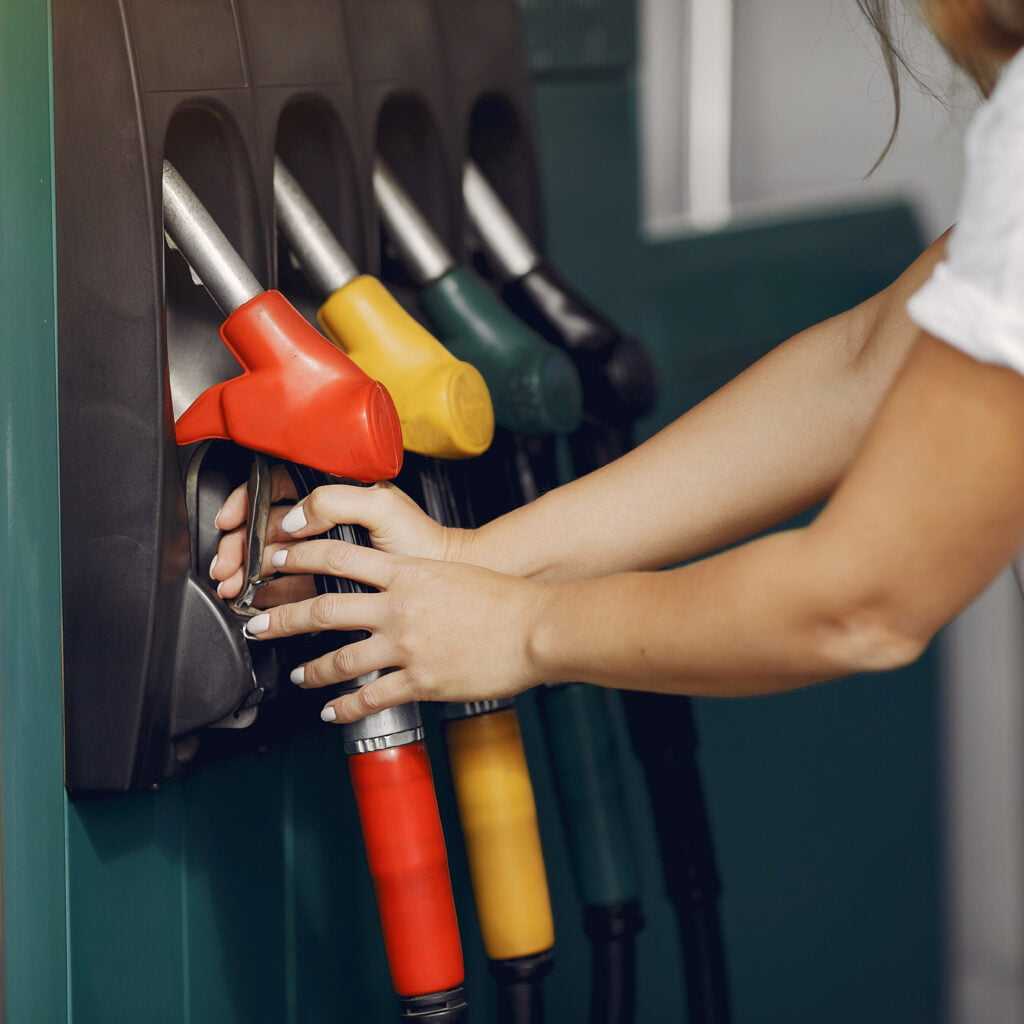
[210,465,467,603]
[241,538,548,723]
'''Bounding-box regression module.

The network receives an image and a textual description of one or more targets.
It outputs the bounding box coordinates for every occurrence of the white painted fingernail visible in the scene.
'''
[209,554,219,579]
[282,505,307,533]
[272,549,288,568]
[320,705,337,723]
[216,581,226,598]
[214,508,224,530]
[245,613,270,637]
[290,666,305,685]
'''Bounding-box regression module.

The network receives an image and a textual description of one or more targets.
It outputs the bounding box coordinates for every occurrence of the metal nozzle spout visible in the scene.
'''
[273,157,360,296]
[462,161,540,283]
[373,158,455,286]
[161,160,263,315]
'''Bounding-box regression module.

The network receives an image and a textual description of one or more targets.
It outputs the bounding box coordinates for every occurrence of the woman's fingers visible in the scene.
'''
[279,482,399,538]
[269,539,399,589]
[319,671,415,725]
[215,465,298,531]
[244,589,388,640]
[211,527,245,582]
[291,637,394,689]
[216,567,245,600]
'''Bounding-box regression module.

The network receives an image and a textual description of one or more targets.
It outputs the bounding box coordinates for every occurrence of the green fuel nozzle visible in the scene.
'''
[373,159,582,437]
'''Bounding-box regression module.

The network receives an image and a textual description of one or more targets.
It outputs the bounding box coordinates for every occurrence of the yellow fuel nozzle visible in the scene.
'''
[445,707,555,961]
[273,158,494,459]
[317,277,494,459]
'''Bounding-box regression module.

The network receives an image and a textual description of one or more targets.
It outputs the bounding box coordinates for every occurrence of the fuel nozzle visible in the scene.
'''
[373,159,582,437]
[161,160,403,481]
[273,159,494,459]
[462,162,656,427]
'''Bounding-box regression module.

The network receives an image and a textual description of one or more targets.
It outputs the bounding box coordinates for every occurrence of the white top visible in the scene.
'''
[906,50,1024,594]
[908,49,1024,370]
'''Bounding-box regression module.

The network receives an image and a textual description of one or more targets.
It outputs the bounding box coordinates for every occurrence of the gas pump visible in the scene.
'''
[464,161,733,1024]
[162,161,467,1023]
[274,157,556,1024]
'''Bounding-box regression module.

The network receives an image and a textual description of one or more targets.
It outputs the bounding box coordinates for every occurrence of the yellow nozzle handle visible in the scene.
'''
[446,709,555,960]
[317,276,494,459]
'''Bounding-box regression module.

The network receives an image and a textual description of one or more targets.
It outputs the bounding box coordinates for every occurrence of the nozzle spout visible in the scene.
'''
[273,157,360,296]
[161,160,262,315]
[373,159,455,286]
[462,162,540,283]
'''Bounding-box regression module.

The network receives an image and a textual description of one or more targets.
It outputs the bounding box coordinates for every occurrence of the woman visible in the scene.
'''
[211,0,1024,726]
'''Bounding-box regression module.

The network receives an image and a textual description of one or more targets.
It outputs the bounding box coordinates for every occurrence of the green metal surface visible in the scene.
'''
[521,0,636,73]
[0,2,70,1022]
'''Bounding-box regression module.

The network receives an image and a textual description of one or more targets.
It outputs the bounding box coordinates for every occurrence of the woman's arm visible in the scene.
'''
[528,337,1024,695]
[246,333,1024,722]
[214,232,945,594]
[465,232,950,581]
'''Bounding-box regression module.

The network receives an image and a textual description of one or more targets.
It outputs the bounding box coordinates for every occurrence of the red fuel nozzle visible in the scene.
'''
[348,741,465,999]
[174,290,403,482]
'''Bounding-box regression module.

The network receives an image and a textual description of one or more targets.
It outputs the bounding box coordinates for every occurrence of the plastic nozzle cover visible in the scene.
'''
[174,290,404,482]
[318,277,495,459]
[421,266,583,436]
[349,740,465,998]
[446,709,555,961]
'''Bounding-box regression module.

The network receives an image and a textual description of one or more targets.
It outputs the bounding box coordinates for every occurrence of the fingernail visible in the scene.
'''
[216,581,226,598]
[290,665,305,686]
[245,613,270,637]
[320,705,337,723]
[282,505,307,533]
[209,554,219,579]
[272,549,288,568]
[214,507,224,530]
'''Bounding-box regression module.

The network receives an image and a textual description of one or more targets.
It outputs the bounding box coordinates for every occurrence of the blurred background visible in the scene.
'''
[526,0,1019,1020]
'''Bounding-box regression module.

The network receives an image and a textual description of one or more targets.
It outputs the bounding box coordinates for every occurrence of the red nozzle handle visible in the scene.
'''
[175,290,404,482]
[348,741,465,998]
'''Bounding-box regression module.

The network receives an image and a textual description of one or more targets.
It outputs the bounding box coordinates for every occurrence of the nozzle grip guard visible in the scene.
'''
[175,290,404,482]
[420,267,583,437]
[317,276,494,459]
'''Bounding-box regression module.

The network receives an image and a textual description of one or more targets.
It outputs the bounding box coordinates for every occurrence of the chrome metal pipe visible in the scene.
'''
[372,159,454,286]
[273,157,360,297]
[161,160,262,315]
[462,161,540,283]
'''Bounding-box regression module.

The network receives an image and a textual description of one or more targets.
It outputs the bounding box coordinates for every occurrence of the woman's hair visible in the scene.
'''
[858,0,1024,167]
